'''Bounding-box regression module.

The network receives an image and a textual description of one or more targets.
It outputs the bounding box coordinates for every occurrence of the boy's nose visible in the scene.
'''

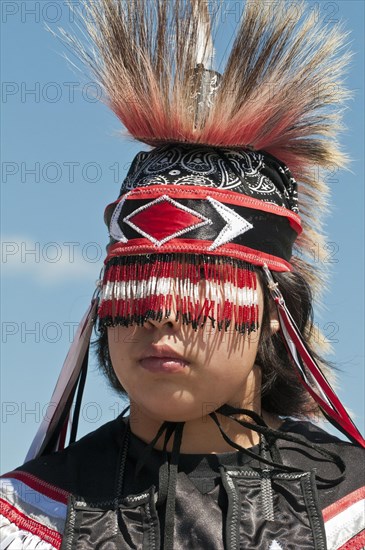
[145,316,179,330]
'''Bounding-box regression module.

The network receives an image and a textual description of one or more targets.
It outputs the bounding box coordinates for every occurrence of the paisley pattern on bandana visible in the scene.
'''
[120,145,298,213]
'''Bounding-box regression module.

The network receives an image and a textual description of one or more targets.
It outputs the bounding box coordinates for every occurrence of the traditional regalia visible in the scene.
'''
[1,1,364,549]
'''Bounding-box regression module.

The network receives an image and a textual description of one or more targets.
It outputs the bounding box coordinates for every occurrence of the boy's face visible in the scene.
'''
[107,280,265,423]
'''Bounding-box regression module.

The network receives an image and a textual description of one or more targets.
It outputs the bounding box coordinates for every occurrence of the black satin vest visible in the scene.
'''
[61,462,326,549]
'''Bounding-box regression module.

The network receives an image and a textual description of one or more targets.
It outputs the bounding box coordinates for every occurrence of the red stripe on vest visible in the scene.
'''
[338,529,365,550]
[2,470,69,504]
[0,498,62,548]
[323,487,365,522]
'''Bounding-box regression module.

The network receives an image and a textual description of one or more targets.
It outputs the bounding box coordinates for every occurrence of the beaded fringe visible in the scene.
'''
[98,254,259,334]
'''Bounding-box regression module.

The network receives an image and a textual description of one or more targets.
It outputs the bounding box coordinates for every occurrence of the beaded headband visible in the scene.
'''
[98,145,300,332]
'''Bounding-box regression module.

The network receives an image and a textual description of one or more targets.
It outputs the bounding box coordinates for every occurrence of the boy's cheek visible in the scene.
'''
[108,326,141,346]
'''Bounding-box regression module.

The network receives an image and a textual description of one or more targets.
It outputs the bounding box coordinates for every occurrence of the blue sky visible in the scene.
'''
[1,1,364,473]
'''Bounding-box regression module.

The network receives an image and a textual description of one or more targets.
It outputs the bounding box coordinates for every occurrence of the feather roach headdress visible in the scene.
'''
[59,0,351,300]
[27,0,364,461]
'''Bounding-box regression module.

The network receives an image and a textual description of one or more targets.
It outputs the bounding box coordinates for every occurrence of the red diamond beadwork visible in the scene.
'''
[124,195,210,245]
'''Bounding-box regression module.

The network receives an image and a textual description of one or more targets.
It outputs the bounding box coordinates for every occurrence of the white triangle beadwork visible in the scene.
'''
[109,192,131,242]
[207,196,253,250]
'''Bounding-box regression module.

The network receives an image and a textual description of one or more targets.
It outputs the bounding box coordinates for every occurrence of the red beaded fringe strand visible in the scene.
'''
[98,254,259,334]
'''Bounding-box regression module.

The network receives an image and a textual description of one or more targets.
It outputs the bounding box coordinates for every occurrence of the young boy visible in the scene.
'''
[1,1,364,549]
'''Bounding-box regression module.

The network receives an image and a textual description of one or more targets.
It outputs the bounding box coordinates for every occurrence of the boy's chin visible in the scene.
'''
[135,396,219,424]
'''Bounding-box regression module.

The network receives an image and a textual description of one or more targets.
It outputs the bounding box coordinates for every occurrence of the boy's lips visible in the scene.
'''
[138,345,190,373]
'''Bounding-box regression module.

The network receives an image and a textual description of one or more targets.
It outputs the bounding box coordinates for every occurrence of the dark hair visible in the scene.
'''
[256,269,327,418]
[93,268,329,418]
